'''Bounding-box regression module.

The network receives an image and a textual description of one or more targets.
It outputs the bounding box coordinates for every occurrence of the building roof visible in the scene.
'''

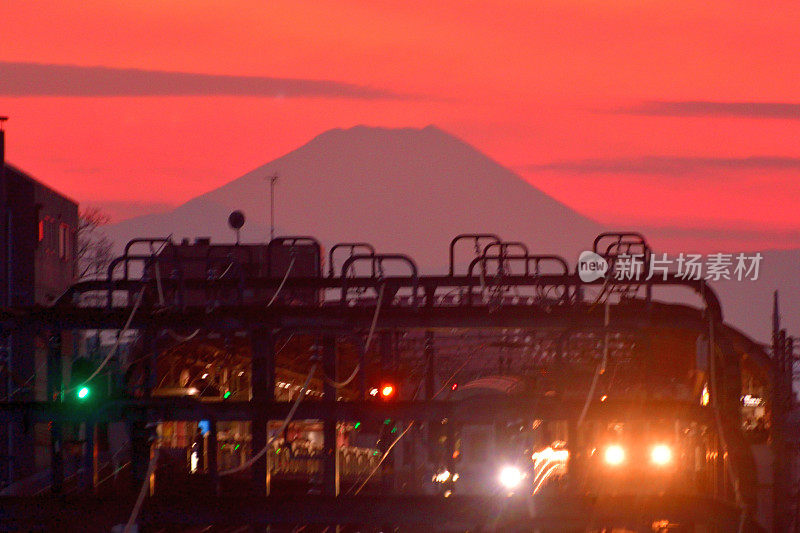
[2,162,79,207]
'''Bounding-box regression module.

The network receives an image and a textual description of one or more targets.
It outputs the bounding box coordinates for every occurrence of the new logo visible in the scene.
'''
[577,251,608,282]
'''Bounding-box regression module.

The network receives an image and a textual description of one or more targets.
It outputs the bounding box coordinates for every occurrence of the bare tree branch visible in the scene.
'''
[77,207,114,281]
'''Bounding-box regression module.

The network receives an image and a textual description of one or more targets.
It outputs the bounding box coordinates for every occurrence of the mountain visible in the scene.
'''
[105,125,798,343]
[106,125,603,272]
[711,249,799,343]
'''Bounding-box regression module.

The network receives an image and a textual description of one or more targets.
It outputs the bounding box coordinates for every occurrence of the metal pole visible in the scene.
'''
[1,117,8,309]
[773,329,791,532]
[47,331,64,494]
[0,119,7,486]
[251,328,274,496]
[322,335,339,497]
[269,174,278,242]
[208,419,219,495]
[0,333,7,486]
[0,122,11,486]
[424,331,436,465]
[81,418,96,492]
[424,331,435,401]
[144,328,157,399]
[380,332,395,493]
[132,329,157,489]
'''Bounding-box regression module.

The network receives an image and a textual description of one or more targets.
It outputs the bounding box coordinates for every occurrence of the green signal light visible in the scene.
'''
[354,422,361,429]
[77,387,90,399]
[223,391,232,399]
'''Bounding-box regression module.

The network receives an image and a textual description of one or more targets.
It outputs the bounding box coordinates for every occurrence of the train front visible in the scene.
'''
[432,324,756,531]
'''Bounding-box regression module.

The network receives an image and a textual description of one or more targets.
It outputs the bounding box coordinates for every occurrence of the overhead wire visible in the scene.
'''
[191,258,306,473]
[219,362,317,476]
[275,333,295,356]
[348,340,487,495]
[29,439,132,496]
[123,446,160,533]
[345,377,427,496]
[149,242,165,307]
[217,262,234,280]
[66,237,171,395]
[57,241,300,528]
[350,422,415,495]
[323,283,385,389]
[93,461,131,489]
[2,360,47,400]
[65,285,145,395]
[266,257,296,307]
[165,329,201,343]
[577,300,610,427]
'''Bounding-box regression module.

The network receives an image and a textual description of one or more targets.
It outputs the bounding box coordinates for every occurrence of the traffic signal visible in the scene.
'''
[70,357,110,403]
[70,357,95,402]
[380,383,395,399]
[369,382,398,400]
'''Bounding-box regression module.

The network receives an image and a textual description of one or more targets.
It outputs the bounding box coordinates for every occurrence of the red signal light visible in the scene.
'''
[380,384,395,399]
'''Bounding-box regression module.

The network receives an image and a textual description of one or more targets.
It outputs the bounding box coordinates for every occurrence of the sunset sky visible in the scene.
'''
[2,1,799,251]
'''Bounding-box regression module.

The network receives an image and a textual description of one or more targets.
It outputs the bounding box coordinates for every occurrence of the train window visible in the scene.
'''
[461,426,491,461]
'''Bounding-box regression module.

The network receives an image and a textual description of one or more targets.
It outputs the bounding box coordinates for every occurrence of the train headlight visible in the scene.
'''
[499,465,524,489]
[650,444,672,466]
[432,469,451,483]
[603,445,625,466]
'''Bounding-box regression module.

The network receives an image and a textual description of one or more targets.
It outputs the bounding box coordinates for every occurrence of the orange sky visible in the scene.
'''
[1,1,799,250]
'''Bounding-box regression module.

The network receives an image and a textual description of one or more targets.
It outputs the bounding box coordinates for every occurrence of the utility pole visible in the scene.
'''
[1,116,8,308]
[268,173,278,241]
[0,118,9,488]
[771,289,795,533]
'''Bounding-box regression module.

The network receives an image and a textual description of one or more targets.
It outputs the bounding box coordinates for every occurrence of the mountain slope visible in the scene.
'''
[104,124,798,343]
[107,125,603,271]
[711,249,799,343]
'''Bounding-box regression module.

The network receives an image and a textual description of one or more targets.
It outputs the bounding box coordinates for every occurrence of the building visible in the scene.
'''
[1,119,78,487]
[139,235,321,308]
[1,121,78,307]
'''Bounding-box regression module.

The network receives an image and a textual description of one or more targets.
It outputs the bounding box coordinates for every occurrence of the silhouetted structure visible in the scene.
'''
[1,120,78,487]
[1,126,78,307]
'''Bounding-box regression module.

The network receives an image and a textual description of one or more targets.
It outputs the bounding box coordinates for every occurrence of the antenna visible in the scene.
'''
[268,173,278,241]
[773,290,781,338]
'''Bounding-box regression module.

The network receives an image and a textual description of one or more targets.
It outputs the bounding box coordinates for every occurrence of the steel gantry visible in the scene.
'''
[0,232,779,531]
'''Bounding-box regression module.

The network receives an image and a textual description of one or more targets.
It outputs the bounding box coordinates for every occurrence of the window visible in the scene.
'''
[41,217,55,253]
[58,223,71,260]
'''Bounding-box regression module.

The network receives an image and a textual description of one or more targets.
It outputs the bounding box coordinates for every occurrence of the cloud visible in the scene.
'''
[87,200,177,222]
[614,101,800,119]
[640,225,800,242]
[0,61,408,99]
[636,225,800,251]
[522,156,800,175]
